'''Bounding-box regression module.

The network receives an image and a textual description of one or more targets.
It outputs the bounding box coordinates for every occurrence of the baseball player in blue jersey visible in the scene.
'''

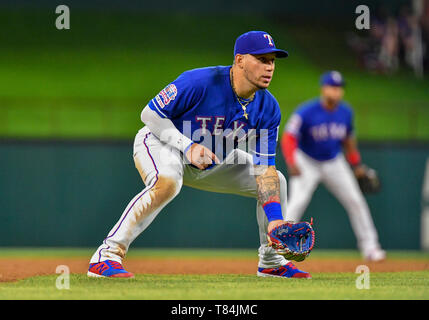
[87,31,312,278]
[281,71,386,262]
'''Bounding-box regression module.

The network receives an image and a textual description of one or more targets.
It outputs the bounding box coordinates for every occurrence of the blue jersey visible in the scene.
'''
[285,98,354,161]
[147,66,281,166]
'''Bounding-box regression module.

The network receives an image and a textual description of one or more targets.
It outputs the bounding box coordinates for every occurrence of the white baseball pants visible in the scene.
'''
[286,149,382,256]
[90,126,288,268]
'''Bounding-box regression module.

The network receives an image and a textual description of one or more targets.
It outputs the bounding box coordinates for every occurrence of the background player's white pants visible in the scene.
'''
[286,149,382,257]
[90,126,288,268]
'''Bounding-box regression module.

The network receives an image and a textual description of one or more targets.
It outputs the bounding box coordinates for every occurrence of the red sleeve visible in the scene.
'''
[281,132,298,166]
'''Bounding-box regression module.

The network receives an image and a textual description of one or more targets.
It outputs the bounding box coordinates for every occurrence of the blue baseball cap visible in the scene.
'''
[234,31,288,58]
[320,71,346,87]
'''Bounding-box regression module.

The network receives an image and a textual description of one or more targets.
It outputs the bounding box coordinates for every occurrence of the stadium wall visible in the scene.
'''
[0,140,427,250]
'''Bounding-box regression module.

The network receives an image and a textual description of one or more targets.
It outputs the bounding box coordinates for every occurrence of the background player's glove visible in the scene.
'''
[356,165,381,194]
[267,219,315,262]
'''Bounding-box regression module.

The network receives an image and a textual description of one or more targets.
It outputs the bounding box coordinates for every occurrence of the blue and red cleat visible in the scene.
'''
[87,260,134,278]
[257,262,311,279]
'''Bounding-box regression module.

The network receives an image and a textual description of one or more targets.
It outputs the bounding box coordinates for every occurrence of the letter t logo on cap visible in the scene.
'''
[263,34,274,46]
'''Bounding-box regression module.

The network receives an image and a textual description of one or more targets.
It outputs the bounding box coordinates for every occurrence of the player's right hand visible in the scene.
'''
[287,164,301,176]
[185,143,220,170]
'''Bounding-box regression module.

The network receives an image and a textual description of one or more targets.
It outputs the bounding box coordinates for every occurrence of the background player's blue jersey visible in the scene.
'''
[285,98,354,161]
[147,66,281,166]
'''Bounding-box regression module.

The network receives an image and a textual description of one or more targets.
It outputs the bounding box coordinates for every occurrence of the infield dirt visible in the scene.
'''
[0,257,428,282]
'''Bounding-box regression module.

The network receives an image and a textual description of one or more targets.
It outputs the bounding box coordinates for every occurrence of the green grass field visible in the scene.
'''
[2,272,428,300]
[0,248,428,300]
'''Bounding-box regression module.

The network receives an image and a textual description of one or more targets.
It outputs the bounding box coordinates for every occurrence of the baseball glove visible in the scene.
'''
[356,165,381,194]
[267,219,315,262]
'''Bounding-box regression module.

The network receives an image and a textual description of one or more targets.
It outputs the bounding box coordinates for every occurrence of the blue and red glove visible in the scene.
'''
[267,218,315,262]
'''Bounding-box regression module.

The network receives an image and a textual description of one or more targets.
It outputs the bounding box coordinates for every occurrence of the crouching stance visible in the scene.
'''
[88,31,312,279]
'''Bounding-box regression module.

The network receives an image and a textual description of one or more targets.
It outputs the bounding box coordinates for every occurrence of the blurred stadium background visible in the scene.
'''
[0,0,428,252]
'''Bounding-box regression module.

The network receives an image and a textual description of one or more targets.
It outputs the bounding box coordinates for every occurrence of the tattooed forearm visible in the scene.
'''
[254,165,280,204]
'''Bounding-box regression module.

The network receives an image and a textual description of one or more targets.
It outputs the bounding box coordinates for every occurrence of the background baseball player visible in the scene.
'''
[281,71,386,262]
[87,31,312,279]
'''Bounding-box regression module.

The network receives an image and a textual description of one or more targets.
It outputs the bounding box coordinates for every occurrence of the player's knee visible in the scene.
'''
[152,175,182,202]
[132,175,182,221]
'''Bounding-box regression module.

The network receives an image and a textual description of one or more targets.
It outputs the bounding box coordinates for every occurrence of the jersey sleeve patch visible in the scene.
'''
[157,84,178,108]
[149,83,179,118]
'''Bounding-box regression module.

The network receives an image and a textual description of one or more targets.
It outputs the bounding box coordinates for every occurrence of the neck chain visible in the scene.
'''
[230,69,255,120]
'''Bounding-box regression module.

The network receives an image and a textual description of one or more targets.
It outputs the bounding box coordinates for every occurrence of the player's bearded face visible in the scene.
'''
[243,53,276,89]
[321,86,344,106]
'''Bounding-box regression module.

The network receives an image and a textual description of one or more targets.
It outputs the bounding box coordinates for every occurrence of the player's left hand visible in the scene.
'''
[267,220,286,233]
[267,219,315,262]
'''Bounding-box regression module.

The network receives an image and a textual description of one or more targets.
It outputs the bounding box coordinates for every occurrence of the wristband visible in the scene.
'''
[183,141,195,155]
[346,149,361,167]
[262,201,283,222]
